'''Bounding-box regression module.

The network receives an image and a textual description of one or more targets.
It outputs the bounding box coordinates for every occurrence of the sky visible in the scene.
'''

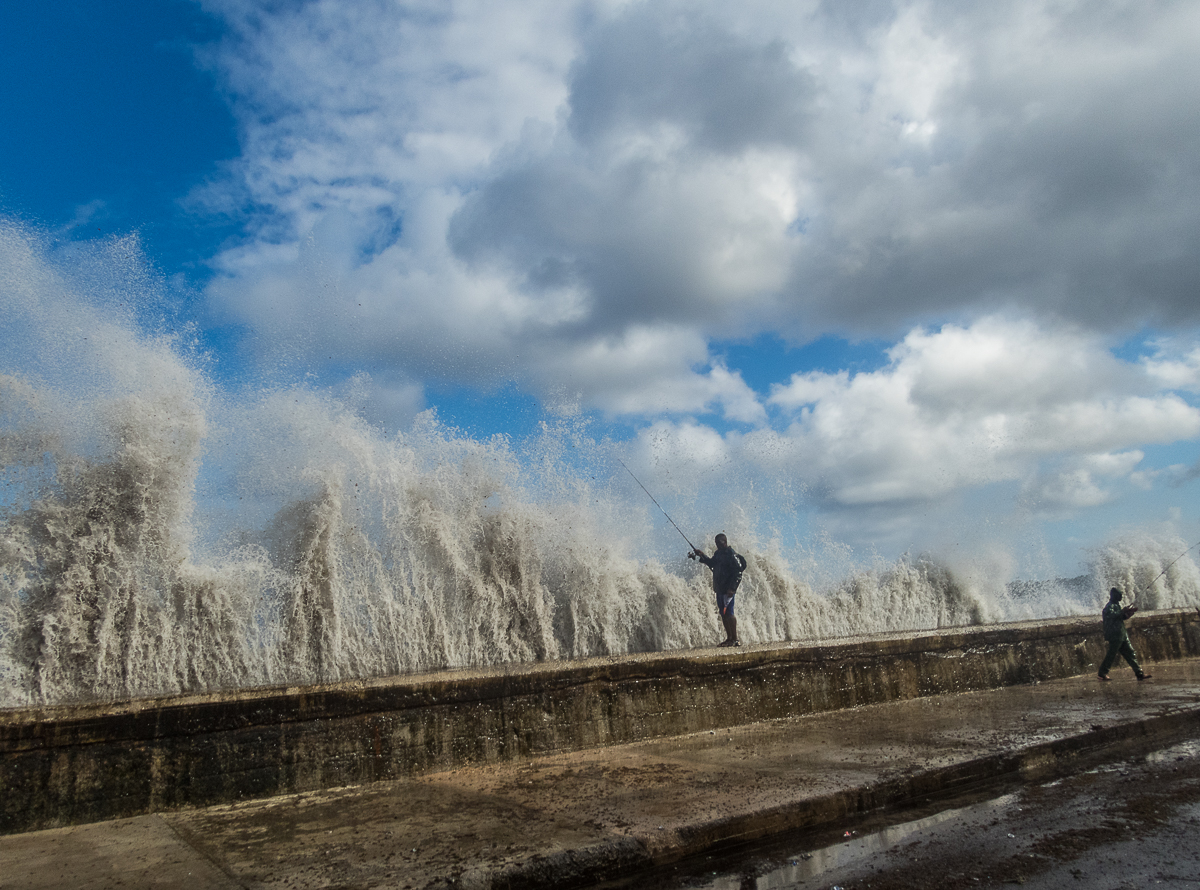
[2,0,1199,579]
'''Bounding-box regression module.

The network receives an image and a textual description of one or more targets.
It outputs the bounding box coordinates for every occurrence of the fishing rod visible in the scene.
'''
[616,458,699,554]
[1136,537,1200,597]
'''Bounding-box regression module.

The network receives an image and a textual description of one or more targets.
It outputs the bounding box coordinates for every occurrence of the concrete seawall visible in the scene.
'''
[3,608,1199,834]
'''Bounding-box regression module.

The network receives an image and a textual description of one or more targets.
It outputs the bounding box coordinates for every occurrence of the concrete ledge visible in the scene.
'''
[3,608,1198,834]
[483,703,1200,890]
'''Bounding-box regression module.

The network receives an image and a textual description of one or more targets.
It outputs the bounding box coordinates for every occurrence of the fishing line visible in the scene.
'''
[616,458,698,553]
[1137,537,1200,597]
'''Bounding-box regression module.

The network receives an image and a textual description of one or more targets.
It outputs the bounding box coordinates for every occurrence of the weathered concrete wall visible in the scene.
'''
[3,608,1198,834]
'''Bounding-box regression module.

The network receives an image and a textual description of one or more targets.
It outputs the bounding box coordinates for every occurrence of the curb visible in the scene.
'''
[6,609,1198,834]
[478,704,1200,890]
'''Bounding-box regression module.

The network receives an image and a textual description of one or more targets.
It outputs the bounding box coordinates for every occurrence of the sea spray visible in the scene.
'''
[1089,533,1200,611]
[0,367,992,706]
[3,220,1200,707]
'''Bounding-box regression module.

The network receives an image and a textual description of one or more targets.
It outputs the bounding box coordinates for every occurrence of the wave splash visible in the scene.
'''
[2,222,1198,707]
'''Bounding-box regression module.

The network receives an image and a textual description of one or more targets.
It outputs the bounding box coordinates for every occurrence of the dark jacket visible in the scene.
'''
[1102,600,1131,643]
[700,547,747,595]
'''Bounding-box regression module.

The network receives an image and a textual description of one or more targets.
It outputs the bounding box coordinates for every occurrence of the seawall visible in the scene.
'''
[3,608,1199,834]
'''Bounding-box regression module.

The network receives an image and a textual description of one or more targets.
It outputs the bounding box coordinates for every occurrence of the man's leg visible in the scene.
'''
[716,595,731,645]
[1099,638,1122,677]
[1118,640,1146,678]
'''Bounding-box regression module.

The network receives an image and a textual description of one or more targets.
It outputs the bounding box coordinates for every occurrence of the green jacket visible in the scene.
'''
[1102,600,1130,643]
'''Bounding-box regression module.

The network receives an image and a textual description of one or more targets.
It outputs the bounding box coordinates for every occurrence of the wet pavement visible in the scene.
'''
[2,659,1199,890]
[656,737,1200,890]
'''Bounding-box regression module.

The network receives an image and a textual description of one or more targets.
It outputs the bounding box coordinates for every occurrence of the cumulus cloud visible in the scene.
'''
[1144,341,1200,393]
[197,1,1200,380]
[186,0,1200,549]
[569,4,817,153]
[786,0,1200,335]
[1022,467,1113,511]
[534,329,767,422]
[637,318,1199,520]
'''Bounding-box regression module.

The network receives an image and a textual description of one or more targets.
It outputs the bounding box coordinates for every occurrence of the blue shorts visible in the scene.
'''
[717,591,736,617]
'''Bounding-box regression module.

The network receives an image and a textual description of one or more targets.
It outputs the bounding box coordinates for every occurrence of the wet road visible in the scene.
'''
[2,661,1198,889]
[628,738,1200,890]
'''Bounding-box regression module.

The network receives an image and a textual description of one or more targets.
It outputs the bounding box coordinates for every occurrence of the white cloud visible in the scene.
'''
[1022,468,1113,511]
[187,0,1200,547]
[1083,450,1145,478]
[873,2,962,144]
[1144,342,1200,393]
[768,370,849,410]
[530,325,766,423]
[195,1,1200,413]
[682,318,1199,517]
[1020,449,1149,513]
[641,418,732,477]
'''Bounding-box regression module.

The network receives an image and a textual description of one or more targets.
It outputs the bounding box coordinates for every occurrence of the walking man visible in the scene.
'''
[691,534,747,647]
[1098,587,1151,681]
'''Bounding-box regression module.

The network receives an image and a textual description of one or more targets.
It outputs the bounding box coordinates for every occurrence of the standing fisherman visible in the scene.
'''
[691,534,747,647]
[1098,587,1152,682]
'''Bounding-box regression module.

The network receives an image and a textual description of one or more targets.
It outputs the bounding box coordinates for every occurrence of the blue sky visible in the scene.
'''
[2,0,1200,579]
[0,2,237,266]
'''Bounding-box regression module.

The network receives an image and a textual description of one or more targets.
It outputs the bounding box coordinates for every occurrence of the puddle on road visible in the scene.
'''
[657,793,1020,890]
[1073,738,1200,779]
[606,739,1200,890]
[1145,738,1200,764]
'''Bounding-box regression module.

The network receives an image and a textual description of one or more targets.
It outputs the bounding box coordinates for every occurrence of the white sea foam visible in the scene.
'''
[2,221,1198,707]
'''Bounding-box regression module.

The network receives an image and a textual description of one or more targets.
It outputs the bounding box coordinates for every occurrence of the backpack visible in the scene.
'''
[726,551,748,592]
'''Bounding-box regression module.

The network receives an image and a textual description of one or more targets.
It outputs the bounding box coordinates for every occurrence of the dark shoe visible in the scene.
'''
[732,640,741,647]
[1098,674,1111,681]
[717,638,733,647]
[1137,674,1152,681]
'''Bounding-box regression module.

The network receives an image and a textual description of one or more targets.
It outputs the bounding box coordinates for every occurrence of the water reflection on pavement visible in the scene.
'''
[628,739,1200,890]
